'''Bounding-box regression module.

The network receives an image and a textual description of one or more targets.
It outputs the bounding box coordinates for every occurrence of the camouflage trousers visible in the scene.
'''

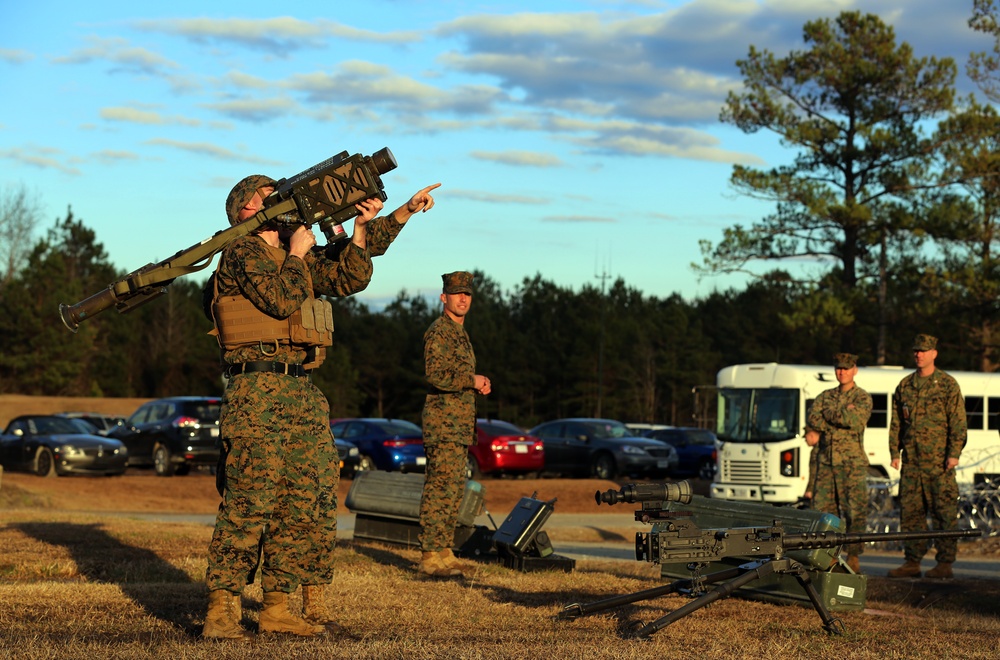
[898,462,959,563]
[206,372,339,593]
[812,460,868,556]
[419,440,467,552]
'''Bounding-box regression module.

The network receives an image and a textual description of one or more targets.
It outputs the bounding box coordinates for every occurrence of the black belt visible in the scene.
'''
[226,361,309,378]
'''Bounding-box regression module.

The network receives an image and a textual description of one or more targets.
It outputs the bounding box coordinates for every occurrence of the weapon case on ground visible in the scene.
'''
[492,496,575,572]
[659,495,867,611]
[345,471,486,549]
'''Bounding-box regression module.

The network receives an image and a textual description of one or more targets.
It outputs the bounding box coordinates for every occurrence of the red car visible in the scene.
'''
[467,418,544,479]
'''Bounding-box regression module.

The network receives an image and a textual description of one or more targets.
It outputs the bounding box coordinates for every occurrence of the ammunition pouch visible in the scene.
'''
[212,295,333,347]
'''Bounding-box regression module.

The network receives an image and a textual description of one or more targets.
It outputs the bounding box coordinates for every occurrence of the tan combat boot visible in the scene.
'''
[419,551,462,578]
[259,591,326,636]
[887,560,921,578]
[439,548,469,577]
[845,555,861,574]
[203,589,251,639]
[924,562,954,579]
[302,584,348,635]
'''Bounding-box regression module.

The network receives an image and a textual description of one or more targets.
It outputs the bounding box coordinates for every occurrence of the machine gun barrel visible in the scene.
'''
[783,527,982,550]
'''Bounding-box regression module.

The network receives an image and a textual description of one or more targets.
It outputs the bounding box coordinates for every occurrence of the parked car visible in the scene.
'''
[337,438,362,478]
[467,418,544,479]
[330,418,425,473]
[0,415,128,476]
[109,396,221,476]
[528,418,678,480]
[640,426,718,480]
[53,412,126,435]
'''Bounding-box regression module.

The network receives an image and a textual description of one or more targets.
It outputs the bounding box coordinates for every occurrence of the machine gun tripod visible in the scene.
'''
[558,480,983,638]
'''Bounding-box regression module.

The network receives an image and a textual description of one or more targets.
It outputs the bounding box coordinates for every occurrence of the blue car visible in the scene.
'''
[330,418,426,473]
[641,427,718,480]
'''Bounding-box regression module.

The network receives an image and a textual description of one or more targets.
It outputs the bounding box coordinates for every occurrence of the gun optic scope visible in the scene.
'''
[596,480,693,506]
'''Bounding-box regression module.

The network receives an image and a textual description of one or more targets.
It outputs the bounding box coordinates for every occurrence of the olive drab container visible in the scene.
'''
[345,470,485,548]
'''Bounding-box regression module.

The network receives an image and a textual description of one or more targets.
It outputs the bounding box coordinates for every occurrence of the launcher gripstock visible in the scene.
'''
[59,148,397,332]
[560,480,983,638]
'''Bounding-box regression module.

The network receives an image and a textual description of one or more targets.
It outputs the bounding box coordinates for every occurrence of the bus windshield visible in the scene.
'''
[716,388,799,443]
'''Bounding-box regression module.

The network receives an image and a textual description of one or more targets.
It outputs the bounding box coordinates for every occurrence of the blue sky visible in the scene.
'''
[1,0,993,307]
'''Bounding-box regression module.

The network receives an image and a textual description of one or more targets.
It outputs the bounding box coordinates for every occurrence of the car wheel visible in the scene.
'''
[357,455,376,472]
[698,459,717,481]
[34,446,57,477]
[466,455,482,480]
[153,445,175,476]
[592,453,617,480]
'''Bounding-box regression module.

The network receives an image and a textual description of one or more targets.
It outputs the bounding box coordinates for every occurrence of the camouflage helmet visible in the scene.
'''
[833,353,858,369]
[225,174,276,226]
[442,271,474,294]
[912,334,938,351]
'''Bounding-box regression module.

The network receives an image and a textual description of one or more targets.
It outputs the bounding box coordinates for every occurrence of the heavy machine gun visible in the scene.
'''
[59,148,397,332]
[559,480,982,638]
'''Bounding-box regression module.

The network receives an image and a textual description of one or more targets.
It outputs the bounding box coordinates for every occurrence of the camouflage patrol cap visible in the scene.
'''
[912,334,938,351]
[442,271,474,294]
[833,353,858,369]
[225,174,276,226]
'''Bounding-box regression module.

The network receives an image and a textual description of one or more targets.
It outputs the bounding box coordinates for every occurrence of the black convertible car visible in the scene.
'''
[0,415,128,476]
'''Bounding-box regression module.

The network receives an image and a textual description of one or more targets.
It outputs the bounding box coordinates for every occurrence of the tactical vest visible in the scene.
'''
[209,241,334,368]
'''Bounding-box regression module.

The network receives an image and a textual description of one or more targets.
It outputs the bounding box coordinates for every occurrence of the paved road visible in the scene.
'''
[100,509,999,580]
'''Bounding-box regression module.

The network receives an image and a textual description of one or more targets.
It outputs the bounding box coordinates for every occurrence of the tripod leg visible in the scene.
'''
[791,568,846,635]
[559,566,742,620]
[633,561,776,638]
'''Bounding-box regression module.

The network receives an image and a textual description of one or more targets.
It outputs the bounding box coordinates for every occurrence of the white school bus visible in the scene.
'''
[709,363,1000,504]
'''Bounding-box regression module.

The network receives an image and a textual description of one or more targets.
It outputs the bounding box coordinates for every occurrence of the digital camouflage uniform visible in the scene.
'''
[888,345,967,564]
[806,354,872,558]
[419,272,478,553]
[206,175,404,595]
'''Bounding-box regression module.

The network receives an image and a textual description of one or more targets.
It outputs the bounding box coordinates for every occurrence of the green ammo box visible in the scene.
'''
[657,495,867,612]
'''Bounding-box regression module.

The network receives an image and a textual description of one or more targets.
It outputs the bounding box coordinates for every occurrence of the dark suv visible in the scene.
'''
[641,426,718,480]
[110,396,222,476]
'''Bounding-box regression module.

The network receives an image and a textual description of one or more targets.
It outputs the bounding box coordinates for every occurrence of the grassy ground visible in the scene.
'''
[1,472,999,659]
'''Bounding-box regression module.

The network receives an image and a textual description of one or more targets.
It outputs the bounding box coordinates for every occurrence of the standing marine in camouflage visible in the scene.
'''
[203,174,440,639]
[804,353,872,574]
[887,334,967,579]
[418,271,491,578]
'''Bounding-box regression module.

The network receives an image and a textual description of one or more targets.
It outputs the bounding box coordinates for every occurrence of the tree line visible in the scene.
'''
[6,8,1000,431]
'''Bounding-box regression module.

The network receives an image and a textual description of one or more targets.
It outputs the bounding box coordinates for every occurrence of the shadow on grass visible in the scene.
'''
[582,526,628,542]
[867,576,1000,616]
[346,539,420,571]
[12,522,203,636]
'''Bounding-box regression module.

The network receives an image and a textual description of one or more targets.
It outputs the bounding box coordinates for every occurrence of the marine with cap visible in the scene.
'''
[202,174,441,639]
[804,352,872,574]
[417,271,491,578]
[887,334,967,579]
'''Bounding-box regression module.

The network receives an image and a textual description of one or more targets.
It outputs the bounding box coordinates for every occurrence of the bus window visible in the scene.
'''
[966,396,984,430]
[989,398,1000,431]
[869,393,888,429]
[717,389,751,442]
[718,388,798,443]
[751,389,798,441]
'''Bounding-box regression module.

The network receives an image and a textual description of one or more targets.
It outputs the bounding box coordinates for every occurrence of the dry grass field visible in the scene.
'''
[2,396,999,659]
[2,469,999,660]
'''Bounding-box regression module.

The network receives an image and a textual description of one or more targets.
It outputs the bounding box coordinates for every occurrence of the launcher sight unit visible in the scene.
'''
[560,480,982,638]
[59,147,397,332]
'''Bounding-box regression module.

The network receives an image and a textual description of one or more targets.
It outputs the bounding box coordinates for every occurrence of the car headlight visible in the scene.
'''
[60,445,84,457]
[621,445,647,455]
[348,447,359,457]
